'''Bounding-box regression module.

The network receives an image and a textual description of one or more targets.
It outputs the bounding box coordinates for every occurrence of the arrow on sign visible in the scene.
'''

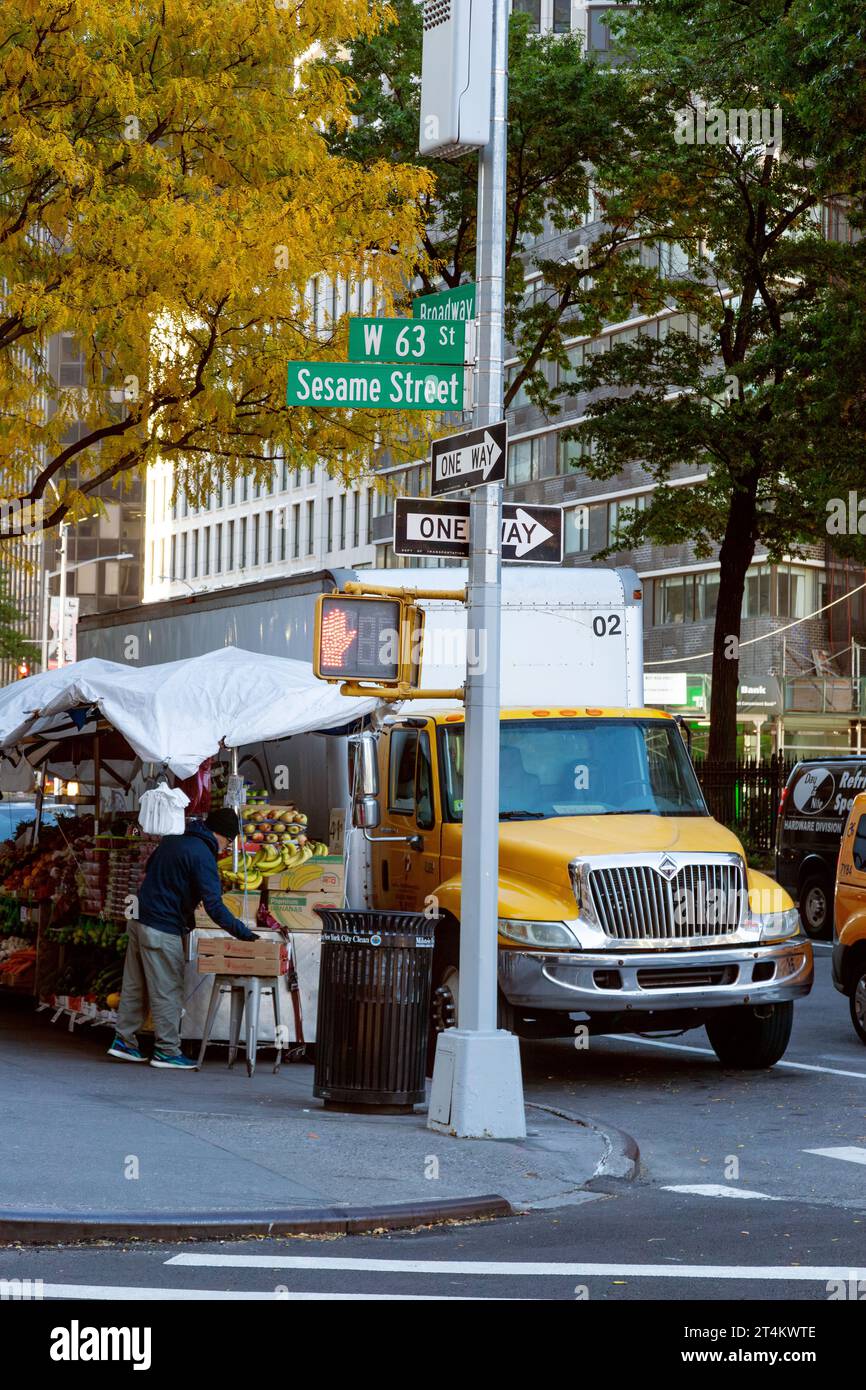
[431,420,508,496]
[505,508,554,558]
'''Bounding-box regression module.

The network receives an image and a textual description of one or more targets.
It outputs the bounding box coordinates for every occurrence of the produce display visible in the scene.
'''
[219,802,329,891]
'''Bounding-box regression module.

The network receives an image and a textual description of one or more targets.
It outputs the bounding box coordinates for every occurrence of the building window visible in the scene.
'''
[306,500,315,555]
[339,495,346,551]
[327,496,333,551]
[170,535,176,581]
[695,571,719,621]
[352,491,360,549]
[743,564,772,618]
[507,437,541,485]
[239,516,247,569]
[227,520,235,571]
[202,527,210,577]
[279,508,287,562]
[292,504,300,559]
[365,487,373,545]
[564,505,590,555]
[505,364,533,410]
[608,494,648,547]
[191,530,199,579]
[553,0,571,31]
[558,434,593,473]
[653,575,693,625]
[215,524,222,574]
[266,511,274,565]
[180,532,188,580]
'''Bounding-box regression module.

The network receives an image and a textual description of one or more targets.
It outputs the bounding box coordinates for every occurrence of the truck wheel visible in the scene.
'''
[798,872,833,940]
[426,934,516,1074]
[850,969,866,1046]
[705,1001,794,1068]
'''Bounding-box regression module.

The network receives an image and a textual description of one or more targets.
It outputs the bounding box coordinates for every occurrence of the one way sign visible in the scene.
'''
[394,497,562,564]
[431,420,507,496]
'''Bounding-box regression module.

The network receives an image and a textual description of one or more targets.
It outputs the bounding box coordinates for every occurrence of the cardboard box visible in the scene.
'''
[277,855,345,895]
[196,934,287,977]
[267,892,341,933]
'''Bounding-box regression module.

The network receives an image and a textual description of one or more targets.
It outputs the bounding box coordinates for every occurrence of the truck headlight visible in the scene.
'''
[750,906,800,942]
[497,918,578,948]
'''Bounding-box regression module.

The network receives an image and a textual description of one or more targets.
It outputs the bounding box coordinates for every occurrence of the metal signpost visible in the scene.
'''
[422,0,526,1139]
[393,497,562,564]
[430,420,507,495]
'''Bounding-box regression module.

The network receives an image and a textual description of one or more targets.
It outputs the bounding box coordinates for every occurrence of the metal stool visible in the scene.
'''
[196,974,283,1077]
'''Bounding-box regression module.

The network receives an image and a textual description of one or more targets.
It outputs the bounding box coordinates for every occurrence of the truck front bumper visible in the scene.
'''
[499,939,814,1015]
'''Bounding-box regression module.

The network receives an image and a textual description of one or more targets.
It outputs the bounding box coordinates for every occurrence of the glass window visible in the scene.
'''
[513,0,541,30]
[507,438,541,485]
[239,516,247,569]
[170,536,176,581]
[608,494,648,546]
[180,533,188,580]
[564,505,590,555]
[553,0,571,32]
[352,491,360,548]
[327,497,333,550]
[215,524,222,574]
[695,571,719,620]
[266,511,273,565]
[339,494,346,550]
[292,504,300,560]
[416,734,434,830]
[191,530,198,579]
[203,527,210,576]
[653,575,686,624]
[306,500,315,555]
[441,718,706,820]
[227,519,235,570]
[389,730,418,815]
[365,487,373,545]
[744,564,771,617]
[252,514,260,567]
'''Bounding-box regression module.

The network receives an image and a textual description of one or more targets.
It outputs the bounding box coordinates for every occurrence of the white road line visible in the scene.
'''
[166,1253,866,1282]
[805,1146,866,1166]
[17,1283,485,1301]
[661,1184,781,1201]
[608,1034,866,1079]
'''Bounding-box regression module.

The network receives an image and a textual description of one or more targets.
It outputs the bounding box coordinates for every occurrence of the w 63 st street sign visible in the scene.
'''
[348,318,471,366]
[394,497,562,564]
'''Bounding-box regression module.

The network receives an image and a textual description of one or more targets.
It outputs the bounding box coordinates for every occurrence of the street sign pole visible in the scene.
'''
[428,0,526,1139]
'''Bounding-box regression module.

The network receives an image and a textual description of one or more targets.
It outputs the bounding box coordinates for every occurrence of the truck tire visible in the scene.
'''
[798,871,833,940]
[426,926,516,1074]
[850,968,866,1046]
[705,1001,794,1068]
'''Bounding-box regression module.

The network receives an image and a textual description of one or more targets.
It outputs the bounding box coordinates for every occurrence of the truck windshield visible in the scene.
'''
[440,718,707,821]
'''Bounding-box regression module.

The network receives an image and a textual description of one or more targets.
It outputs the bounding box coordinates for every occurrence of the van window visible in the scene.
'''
[853,814,866,872]
[389,730,417,815]
[416,733,434,830]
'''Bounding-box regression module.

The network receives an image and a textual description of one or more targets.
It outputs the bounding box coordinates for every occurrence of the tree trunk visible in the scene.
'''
[707,484,758,764]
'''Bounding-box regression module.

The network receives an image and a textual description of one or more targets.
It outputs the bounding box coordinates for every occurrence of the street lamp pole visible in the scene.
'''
[428,0,526,1139]
[40,547,134,670]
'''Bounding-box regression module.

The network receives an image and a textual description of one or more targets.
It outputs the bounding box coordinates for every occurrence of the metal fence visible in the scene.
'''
[693,756,796,856]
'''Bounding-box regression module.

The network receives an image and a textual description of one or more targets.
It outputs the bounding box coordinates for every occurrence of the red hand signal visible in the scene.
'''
[320,607,357,669]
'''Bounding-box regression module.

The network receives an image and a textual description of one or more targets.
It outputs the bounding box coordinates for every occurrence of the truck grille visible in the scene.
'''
[587,860,745,941]
[635,965,738,990]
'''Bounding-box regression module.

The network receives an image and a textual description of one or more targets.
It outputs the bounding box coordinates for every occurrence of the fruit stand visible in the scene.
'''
[0,648,376,1045]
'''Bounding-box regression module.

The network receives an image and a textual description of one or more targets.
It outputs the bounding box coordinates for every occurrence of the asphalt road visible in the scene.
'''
[3,943,865,1307]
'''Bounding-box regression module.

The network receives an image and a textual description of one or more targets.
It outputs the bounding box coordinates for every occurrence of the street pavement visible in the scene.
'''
[2,943,865,1302]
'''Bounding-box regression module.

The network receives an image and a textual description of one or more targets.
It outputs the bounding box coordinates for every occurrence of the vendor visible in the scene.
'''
[108,808,257,1069]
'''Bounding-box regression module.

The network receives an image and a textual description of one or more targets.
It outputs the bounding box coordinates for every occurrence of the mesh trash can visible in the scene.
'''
[313,909,437,1113]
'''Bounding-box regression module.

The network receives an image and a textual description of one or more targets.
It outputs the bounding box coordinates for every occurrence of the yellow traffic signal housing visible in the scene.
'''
[314,593,425,690]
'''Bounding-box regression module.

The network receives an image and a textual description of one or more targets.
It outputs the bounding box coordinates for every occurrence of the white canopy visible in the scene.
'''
[0,647,382,778]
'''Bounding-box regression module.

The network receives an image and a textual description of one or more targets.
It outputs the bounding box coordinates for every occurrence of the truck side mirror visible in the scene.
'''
[354,795,381,830]
[351,731,380,798]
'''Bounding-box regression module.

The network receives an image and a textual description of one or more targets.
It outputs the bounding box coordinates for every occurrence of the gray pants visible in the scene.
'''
[116,920,186,1054]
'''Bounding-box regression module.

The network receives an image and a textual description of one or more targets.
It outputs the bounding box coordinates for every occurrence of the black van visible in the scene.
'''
[776,758,866,938]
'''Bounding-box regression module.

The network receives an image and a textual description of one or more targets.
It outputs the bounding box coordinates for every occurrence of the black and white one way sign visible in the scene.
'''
[394,497,562,564]
[431,420,508,496]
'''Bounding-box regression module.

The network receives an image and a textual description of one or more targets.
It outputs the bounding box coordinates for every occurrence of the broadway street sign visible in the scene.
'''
[394,497,562,564]
[412,282,476,323]
[431,420,507,496]
[348,317,471,366]
[287,361,470,412]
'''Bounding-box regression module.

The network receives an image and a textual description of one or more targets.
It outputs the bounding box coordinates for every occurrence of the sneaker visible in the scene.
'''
[107,1035,146,1062]
[150,1051,197,1069]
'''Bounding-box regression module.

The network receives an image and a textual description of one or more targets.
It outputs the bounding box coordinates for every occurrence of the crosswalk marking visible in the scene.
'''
[608,1034,866,1080]
[661,1184,781,1201]
[166,1253,866,1281]
[10,1282,487,1301]
[805,1146,866,1166]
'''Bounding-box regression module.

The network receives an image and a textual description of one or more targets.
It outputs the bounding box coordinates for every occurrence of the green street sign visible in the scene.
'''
[348,317,470,366]
[412,282,476,323]
[286,361,469,412]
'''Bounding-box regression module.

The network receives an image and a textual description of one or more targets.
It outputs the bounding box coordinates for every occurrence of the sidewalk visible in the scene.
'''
[0,999,636,1242]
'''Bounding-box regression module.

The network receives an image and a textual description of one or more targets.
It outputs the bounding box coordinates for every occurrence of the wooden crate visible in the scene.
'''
[195,934,287,977]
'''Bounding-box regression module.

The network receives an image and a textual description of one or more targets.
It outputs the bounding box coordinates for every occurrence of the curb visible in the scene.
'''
[0,1195,514,1246]
[526,1102,641,1188]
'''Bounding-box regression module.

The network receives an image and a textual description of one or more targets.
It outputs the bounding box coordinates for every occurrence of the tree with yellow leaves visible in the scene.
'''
[0,0,431,535]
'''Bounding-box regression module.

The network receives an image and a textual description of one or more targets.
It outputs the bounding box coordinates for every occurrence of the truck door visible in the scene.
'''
[373,724,441,913]
[837,805,866,929]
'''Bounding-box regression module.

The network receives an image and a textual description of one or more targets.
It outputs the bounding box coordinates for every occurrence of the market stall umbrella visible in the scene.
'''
[0,648,384,778]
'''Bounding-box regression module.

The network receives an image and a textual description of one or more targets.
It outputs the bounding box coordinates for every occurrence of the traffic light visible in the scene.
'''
[313,594,424,689]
